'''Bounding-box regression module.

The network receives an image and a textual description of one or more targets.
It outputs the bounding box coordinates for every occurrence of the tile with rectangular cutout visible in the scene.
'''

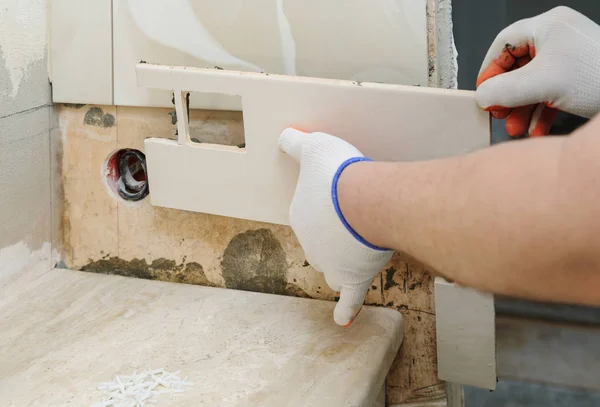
[137,65,490,226]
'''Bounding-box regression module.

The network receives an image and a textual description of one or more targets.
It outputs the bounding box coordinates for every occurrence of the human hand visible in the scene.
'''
[279,128,393,326]
[476,6,600,137]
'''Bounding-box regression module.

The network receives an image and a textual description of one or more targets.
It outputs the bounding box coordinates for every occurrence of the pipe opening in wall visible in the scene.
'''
[103,149,149,202]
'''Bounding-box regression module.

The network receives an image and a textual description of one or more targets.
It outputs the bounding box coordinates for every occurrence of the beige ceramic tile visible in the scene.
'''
[50,0,113,104]
[114,0,427,109]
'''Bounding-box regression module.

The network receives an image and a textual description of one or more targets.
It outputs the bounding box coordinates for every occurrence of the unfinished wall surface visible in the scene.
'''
[57,103,444,404]
[0,0,56,275]
[53,1,456,405]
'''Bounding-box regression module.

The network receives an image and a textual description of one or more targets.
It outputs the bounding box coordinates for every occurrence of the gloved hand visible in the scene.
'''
[476,6,600,137]
[279,128,393,326]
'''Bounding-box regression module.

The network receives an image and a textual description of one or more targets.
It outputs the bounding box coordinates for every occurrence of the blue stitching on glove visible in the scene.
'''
[331,157,392,252]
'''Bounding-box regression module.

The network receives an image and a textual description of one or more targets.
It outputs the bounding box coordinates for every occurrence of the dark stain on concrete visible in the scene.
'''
[63,103,85,109]
[384,266,398,290]
[81,256,211,286]
[84,107,115,128]
[285,284,311,298]
[302,260,310,267]
[221,229,310,298]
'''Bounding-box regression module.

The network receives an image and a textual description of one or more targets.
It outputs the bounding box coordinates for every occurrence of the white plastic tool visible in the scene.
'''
[136,63,490,225]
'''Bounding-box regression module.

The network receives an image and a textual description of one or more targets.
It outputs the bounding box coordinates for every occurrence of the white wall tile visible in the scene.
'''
[50,0,113,104]
[114,0,428,109]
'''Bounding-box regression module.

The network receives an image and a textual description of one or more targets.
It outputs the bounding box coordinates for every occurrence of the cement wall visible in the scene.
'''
[0,0,55,271]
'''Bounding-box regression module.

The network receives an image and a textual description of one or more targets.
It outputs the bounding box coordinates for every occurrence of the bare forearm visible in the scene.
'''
[338,122,600,305]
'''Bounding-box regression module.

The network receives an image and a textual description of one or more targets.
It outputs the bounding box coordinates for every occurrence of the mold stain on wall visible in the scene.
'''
[58,104,440,404]
[82,256,211,286]
[83,106,116,128]
[221,228,310,297]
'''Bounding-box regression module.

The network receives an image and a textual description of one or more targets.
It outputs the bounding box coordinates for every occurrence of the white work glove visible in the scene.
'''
[279,128,393,326]
[476,6,600,137]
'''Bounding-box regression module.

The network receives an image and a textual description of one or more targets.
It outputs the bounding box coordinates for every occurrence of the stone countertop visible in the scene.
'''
[0,268,403,406]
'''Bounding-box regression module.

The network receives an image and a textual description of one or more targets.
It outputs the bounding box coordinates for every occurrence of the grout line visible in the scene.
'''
[1,129,54,146]
[0,103,53,120]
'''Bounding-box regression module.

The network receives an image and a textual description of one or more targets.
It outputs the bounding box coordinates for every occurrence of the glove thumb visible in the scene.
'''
[334,282,371,327]
[476,58,549,109]
[279,128,309,162]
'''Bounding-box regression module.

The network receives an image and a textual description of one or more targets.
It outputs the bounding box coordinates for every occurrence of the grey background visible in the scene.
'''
[453,0,600,405]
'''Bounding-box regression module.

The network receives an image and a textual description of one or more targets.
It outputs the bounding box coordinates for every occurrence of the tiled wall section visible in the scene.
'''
[57,104,443,404]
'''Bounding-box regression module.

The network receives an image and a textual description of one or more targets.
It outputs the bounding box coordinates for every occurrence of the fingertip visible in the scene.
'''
[496,49,516,70]
[507,43,530,58]
[476,63,506,88]
[515,55,532,68]
[491,108,511,120]
[334,284,370,326]
[529,45,536,59]
[505,121,526,137]
[279,128,308,160]
[334,303,362,327]
[280,127,307,142]
[506,105,537,137]
[341,308,362,328]
[529,105,558,137]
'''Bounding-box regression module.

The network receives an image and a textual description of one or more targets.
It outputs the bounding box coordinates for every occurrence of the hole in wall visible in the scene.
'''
[104,149,149,202]
[169,92,246,148]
